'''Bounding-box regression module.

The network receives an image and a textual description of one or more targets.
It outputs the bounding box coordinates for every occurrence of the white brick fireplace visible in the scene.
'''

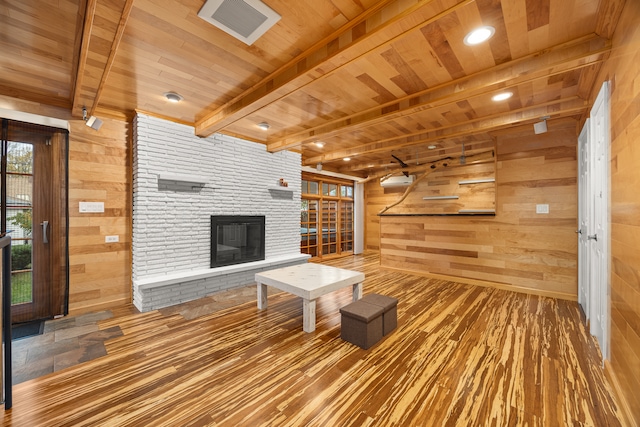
[132,113,308,311]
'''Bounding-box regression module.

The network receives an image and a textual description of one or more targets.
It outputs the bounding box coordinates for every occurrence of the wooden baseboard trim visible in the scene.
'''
[380,265,577,301]
[604,360,637,427]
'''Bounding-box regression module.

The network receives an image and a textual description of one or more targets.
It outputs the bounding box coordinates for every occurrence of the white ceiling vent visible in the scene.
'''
[198,0,281,45]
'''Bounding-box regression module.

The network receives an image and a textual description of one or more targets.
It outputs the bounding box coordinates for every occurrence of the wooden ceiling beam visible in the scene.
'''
[90,0,134,116]
[71,0,132,118]
[194,0,474,137]
[304,97,587,166]
[71,0,97,118]
[268,34,610,152]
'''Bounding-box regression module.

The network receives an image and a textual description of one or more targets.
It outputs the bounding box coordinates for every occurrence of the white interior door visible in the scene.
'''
[588,82,610,361]
[577,119,590,317]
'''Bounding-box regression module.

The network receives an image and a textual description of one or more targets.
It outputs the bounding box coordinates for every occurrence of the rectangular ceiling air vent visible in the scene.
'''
[198,0,281,45]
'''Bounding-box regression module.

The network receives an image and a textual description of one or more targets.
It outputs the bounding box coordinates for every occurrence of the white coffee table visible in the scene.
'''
[255,263,364,333]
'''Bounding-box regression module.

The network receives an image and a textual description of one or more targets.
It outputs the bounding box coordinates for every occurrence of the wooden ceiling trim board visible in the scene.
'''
[489,115,577,137]
[195,0,475,137]
[303,97,586,165]
[268,34,609,152]
[71,0,97,117]
[89,0,134,116]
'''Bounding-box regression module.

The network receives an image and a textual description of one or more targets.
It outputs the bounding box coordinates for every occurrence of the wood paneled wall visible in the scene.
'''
[0,96,132,315]
[594,0,640,423]
[368,119,578,300]
[382,161,496,215]
[67,118,131,314]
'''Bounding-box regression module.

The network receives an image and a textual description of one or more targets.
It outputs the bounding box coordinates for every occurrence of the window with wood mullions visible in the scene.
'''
[301,174,353,259]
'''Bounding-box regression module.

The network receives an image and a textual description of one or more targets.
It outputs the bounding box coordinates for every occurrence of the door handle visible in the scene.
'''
[41,220,49,244]
[588,234,598,241]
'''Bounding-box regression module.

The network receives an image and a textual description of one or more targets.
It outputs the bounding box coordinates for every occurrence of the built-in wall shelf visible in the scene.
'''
[458,178,495,185]
[458,209,496,214]
[379,212,495,217]
[157,172,209,185]
[268,187,294,199]
[268,187,293,193]
[423,195,459,200]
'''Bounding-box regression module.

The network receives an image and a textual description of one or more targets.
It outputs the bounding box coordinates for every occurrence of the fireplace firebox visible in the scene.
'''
[211,216,265,268]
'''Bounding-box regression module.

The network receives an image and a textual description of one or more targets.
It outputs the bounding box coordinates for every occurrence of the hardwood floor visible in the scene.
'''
[0,253,624,426]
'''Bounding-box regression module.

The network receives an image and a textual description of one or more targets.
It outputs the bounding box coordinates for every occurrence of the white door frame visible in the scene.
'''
[577,119,590,318]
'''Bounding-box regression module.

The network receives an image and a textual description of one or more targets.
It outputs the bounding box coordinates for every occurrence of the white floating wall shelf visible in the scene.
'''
[268,187,294,199]
[268,187,294,193]
[422,195,460,200]
[157,173,209,185]
[458,178,495,185]
[458,209,496,214]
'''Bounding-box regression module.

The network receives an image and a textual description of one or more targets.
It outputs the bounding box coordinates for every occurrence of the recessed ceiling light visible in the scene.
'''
[427,145,437,150]
[257,122,270,130]
[464,26,495,46]
[164,92,184,103]
[343,157,351,161]
[314,141,325,148]
[492,92,513,102]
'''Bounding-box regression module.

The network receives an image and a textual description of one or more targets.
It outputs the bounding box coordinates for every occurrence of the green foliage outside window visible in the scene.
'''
[11,244,32,271]
[9,210,32,236]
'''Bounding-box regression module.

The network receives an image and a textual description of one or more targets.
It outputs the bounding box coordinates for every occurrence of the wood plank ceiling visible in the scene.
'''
[0,0,624,177]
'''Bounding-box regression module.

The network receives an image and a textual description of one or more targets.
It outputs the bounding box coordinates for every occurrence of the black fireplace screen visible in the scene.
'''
[210,216,265,268]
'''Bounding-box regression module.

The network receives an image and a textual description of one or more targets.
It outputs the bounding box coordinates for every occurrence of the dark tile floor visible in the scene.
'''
[11,285,274,384]
[11,310,120,384]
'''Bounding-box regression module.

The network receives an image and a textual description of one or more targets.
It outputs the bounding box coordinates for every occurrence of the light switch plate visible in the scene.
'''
[536,204,549,214]
[105,235,119,243]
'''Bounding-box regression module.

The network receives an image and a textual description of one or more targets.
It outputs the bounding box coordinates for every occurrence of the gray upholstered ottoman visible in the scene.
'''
[340,300,384,349]
[360,294,398,335]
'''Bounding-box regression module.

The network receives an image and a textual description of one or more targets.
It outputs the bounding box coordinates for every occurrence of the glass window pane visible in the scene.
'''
[341,185,354,197]
[309,181,318,194]
[6,142,34,305]
[346,186,353,198]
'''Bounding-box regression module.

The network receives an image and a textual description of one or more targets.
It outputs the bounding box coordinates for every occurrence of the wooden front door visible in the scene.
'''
[1,119,68,324]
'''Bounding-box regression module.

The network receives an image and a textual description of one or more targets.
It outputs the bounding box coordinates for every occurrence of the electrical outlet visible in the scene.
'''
[536,204,549,214]
[105,235,119,243]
